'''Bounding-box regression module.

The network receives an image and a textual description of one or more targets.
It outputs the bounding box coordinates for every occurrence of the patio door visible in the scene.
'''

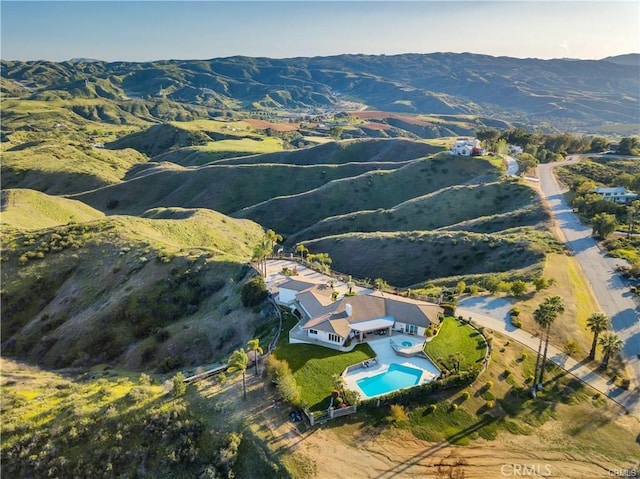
[406,324,418,335]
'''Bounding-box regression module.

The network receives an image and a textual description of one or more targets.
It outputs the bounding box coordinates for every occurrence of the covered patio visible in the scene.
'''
[350,318,394,343]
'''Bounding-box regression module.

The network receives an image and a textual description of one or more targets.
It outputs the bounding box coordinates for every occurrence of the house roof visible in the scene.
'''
[279,278,320,292]
[350,318,395,332]
[296,288,443,339]
[594,186,632,194]
[295,285,336,318]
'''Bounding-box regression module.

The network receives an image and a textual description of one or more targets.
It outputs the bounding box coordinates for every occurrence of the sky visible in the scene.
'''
[1,1,638,62]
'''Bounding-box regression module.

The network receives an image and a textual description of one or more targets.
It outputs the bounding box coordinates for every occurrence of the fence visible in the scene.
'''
[304,405,358,426]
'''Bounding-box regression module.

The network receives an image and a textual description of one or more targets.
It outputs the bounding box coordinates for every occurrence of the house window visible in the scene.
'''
[406,324,418,335]
[309,329,318,335]
[328,333,341,343]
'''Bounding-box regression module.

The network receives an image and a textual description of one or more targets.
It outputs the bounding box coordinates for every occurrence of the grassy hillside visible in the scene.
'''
[288,179,539,242]
[302,229,548,287]
[1,210,269,371]
[1,359,290,479]
[72,157,414,215]
[1,189,105,229]
[211,138,443,165]
[238,154,504,234]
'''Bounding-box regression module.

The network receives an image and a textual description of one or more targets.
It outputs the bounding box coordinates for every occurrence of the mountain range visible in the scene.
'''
[2,53,639,130]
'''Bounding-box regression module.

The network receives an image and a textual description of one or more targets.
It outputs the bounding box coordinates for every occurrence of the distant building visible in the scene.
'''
[594,186,639,204]
[451,138,483,156]
[507,144,523,155]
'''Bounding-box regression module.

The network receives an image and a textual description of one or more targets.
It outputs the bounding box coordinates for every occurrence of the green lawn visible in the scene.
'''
[424,317,487,372]
[273,310,375,411]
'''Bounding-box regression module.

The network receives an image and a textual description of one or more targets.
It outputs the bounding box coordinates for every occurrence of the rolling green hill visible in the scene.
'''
[302,229,547,288]
[1,189,104,229]
[236,154,504,234]
[1,141,148,195]
[287,180,538,243]
[71,152,421,215]
[1,204,268,371]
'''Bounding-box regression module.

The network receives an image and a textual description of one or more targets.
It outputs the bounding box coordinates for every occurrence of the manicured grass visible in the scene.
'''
[424,316,487,371]
[273,311,375,411]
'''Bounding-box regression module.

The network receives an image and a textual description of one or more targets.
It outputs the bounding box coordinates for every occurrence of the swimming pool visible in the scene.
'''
[356,363,423,397]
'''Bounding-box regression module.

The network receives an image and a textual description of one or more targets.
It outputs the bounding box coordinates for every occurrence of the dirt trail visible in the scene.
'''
[202,373,634,479]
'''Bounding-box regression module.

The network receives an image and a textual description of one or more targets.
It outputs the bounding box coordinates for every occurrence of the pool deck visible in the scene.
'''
[342,335,441,399]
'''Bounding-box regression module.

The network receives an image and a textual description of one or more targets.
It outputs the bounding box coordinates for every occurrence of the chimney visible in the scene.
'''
[345,303,352,317]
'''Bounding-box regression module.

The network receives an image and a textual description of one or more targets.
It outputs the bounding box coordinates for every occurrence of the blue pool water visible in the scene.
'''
[401,341,413,347]
[356,364,423,397]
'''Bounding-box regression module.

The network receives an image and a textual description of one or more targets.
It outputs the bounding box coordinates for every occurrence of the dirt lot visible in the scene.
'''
[202,370,639,479]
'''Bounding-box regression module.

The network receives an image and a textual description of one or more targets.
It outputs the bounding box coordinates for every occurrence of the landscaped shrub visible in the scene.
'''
[390,404,408,424]
[241,275,268,307]
[461,391,470,401]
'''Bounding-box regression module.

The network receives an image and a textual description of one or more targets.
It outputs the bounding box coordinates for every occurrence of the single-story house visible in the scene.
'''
[283,283,443,348]
[594,187,638,205]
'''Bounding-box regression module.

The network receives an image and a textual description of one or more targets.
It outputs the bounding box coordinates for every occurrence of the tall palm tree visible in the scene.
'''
[265,229,283,256]
[295,243,308,260]
[532,303,555,395]
[252,240,269,276]
[599,332,623,370]
[247,338,263,376]
[586,312,609,360]
[227,349,249,400]
[537,296,564,387]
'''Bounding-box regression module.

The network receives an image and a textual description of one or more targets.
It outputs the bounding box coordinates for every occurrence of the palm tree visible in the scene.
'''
[532,304,555,395]
[537,296,564,387]
[252,240,270,276]
[599,332,623,370]
[227,349,249,400]
[295,243,308,260]
[586,312,609,360]
[264,229,283,256]
[247,338,263,376]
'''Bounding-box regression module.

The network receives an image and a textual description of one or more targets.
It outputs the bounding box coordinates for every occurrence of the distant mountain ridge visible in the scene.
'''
[2,52,638,129]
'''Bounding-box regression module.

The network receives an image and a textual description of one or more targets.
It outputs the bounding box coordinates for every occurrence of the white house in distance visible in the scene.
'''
[450,138,483,156]
[277,279,443,348]
[594,186,639,205]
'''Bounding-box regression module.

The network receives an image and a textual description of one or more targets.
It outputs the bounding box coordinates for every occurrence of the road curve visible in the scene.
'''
[537,158,640,395]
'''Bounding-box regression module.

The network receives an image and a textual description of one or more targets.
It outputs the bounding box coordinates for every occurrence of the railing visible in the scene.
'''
[183,365,228,384]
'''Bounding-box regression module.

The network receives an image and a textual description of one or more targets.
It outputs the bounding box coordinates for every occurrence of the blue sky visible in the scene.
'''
[1,1,638,62]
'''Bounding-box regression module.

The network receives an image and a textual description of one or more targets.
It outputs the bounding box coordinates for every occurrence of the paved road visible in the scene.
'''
[266,259,639,414]
[536,157,640,410]
[503,155,519,176]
